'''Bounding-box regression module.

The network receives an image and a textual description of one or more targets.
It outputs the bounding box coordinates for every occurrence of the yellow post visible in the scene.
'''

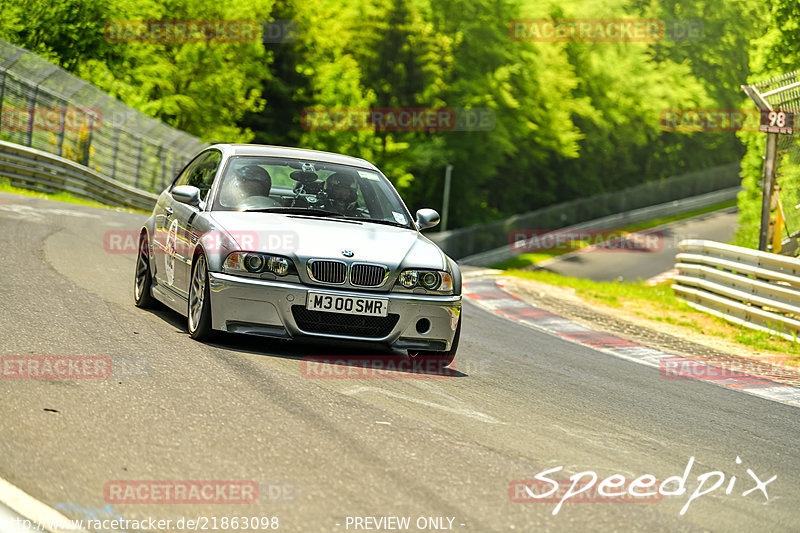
[771,197,786,253]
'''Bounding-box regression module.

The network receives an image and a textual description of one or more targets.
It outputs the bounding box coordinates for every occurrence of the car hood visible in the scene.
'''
[207,212,446,271]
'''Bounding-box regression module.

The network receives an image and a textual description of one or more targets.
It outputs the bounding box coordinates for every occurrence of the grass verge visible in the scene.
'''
[503,269,800,361]
[493,199,737,270]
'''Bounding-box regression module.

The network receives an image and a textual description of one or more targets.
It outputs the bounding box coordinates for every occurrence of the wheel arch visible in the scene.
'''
[447,255,462,296]
[138,226,155,276]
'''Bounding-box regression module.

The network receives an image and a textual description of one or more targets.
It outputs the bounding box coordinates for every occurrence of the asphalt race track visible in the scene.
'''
[0,192,797,532]
[535,207,738,282]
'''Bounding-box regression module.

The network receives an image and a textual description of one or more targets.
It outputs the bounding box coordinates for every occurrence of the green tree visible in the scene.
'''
[733,0,800,249]
[0,0,274,141]
[0,0,113,70]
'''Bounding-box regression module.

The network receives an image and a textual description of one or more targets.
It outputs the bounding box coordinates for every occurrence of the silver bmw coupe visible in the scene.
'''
[134,144,462,364]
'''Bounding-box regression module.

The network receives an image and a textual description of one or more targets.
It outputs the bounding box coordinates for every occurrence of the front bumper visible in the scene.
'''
[208,272,462,351]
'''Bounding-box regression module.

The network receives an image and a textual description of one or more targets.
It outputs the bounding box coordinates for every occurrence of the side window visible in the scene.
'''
[172,155,204,189]
[358,177,389,219]
[171,151,221,201]
[188,151,221,201]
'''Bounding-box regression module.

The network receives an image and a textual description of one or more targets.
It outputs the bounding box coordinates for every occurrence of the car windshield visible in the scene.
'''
[212,156,413,227]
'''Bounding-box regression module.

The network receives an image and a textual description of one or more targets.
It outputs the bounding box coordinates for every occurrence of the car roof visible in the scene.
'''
[210,144,378,171]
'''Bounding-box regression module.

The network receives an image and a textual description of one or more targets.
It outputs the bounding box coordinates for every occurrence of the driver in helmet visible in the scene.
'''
[324,172,362,216]
[225,164,272,208]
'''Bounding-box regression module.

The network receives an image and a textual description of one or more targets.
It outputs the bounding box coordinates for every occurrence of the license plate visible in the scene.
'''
[306,292,388,317]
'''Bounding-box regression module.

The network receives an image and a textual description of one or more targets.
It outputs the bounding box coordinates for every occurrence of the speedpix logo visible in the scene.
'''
[510,457,776,515]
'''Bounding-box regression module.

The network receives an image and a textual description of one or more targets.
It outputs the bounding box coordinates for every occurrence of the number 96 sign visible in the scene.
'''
[760,109,794,134]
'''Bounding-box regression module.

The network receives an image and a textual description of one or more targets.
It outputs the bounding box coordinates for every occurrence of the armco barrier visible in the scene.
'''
[0,39,205,191]
[428,162,741,260]
[0,140,157,211]
[458,187,740,266]
[673,239,800,341]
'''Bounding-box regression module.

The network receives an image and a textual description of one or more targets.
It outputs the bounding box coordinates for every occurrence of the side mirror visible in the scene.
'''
[172,185,201,207]
[415,208,440,230]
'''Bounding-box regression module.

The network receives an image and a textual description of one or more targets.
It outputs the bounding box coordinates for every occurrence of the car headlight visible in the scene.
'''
[420,271,441,290]
[244,254,264,272]
[398,270,418,288]
[224,252,292,276]
[394,269,453,293]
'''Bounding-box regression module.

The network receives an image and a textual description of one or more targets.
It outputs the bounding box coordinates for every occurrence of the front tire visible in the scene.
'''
[408,314,461,367]
[188,253,213,340]
[134,234,156,308]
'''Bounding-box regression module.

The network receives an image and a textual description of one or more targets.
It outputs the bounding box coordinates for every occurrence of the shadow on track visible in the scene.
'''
[138,305,468,378]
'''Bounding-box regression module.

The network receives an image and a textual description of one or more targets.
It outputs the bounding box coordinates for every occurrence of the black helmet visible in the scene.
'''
[235,164,272,196]
[325,172,357,202]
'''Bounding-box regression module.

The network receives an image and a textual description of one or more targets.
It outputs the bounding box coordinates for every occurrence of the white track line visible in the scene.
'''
[464,277,800,409]
[0,477,87,533]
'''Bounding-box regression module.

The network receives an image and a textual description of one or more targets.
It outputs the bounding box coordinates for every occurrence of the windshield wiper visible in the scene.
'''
[343,217,410,228]
[242,207,344,217]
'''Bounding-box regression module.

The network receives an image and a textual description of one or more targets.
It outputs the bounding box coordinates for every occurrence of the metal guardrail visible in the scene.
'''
[457,187,740,266]
[0,39,205,192]
[428,162,741,260]
[673,239,800,341]
[0,140,158,211]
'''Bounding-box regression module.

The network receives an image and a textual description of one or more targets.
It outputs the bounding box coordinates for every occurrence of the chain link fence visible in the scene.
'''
[0,39,205,192]
[746,71,800,253]
[773,136,800,254]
